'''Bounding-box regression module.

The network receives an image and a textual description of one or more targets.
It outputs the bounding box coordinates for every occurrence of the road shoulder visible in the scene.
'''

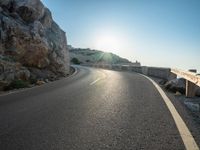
[150,76,200,148]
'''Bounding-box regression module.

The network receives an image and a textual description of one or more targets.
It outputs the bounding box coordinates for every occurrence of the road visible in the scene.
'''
[0,66,191,149]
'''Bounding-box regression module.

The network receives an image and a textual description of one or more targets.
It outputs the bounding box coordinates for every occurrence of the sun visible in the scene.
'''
[94,32,121,53]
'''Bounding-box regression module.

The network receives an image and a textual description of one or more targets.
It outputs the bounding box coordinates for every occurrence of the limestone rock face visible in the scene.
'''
[0,58,30,81]
[16,0,45,22]
[0,0,70,87]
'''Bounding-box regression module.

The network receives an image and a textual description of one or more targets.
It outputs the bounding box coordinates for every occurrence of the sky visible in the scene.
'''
[42,0,200,72]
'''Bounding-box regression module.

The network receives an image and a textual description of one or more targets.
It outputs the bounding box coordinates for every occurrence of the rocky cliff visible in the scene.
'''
[0,0,70,89]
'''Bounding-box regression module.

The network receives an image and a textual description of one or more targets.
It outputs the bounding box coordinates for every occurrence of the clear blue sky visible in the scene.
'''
[43,0,200,71]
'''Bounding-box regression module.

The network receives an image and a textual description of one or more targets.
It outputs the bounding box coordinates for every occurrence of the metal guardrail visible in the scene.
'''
[171,69,200,87]
[85,64,199,97]
[86,64,200,88]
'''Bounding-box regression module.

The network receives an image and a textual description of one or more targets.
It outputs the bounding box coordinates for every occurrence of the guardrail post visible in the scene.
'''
[186,69,197,98]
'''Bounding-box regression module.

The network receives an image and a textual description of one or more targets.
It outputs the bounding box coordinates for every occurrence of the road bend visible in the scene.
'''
[0,66,192,149]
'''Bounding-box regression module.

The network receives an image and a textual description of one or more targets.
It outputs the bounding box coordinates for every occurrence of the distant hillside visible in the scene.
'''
[68,46,140,65]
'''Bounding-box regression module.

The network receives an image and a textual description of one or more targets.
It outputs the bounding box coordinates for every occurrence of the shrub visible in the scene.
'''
[4,80,29,91]
[71,57,81,64]
[29,77,37,84]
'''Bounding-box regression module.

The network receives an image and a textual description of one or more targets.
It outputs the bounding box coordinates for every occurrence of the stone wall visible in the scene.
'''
[147,67,171,80]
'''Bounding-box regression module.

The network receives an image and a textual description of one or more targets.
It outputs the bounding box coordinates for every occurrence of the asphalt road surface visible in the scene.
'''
[0,66,190,149]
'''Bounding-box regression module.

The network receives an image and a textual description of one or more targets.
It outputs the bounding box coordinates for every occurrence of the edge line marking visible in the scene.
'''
[142,74,199,150]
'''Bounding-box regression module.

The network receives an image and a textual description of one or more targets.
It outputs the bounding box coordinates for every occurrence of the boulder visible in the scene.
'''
[165,78,186,94]
[36,80,45,85]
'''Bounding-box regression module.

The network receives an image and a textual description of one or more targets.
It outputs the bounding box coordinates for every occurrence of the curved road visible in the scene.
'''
[0,66,188,149]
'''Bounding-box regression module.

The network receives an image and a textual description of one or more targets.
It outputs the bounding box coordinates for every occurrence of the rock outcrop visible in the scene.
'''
[165,78,200,97]
[0,0,70,90]
[164,78,186,94]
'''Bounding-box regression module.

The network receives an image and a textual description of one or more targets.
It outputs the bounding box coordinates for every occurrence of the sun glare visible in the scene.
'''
[94,32,122,53]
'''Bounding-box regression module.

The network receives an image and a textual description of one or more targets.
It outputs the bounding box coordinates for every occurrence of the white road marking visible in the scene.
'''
[90,70,107,85]
[142,74,199,150]
[90,78,102,85]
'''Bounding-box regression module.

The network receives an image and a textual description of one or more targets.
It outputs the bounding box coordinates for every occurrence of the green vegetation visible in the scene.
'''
[71,57,81,64]
[1,56,16,62]
[4,80,29,91]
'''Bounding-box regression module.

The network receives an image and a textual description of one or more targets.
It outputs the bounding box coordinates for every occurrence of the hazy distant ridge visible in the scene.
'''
[68,45,139,65]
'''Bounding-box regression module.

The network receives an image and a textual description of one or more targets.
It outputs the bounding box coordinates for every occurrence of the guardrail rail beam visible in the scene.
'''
[171,69,200,98]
